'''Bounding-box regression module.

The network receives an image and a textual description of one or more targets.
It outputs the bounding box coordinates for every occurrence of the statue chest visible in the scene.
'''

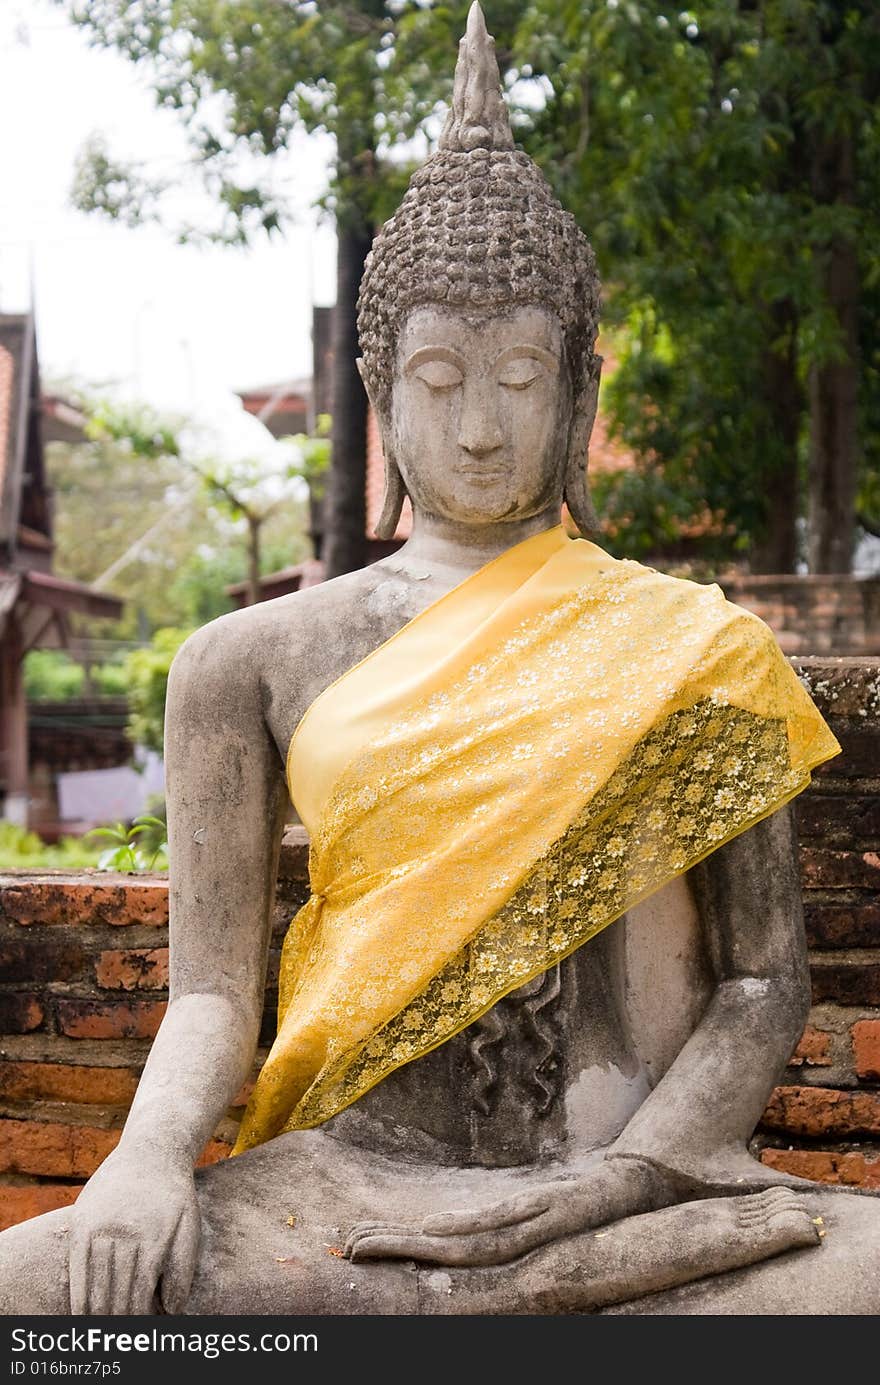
[320,877,712,1168]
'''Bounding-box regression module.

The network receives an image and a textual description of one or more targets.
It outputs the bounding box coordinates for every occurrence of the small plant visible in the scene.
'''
[87,816,168,872]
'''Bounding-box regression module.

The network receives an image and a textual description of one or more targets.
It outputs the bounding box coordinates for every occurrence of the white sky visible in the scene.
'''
[0,0,338,459]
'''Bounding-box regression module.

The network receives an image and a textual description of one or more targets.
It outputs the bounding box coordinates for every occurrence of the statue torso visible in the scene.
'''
[253,558,714,1169]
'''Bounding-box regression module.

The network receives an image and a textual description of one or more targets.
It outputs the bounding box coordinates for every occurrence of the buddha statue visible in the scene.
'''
[2,4,879,1317]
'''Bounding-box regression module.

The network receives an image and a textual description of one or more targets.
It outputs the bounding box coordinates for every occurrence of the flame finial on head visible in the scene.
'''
[440,3,515,153]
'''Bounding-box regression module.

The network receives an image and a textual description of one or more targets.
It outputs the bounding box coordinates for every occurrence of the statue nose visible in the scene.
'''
[458,418,504,457]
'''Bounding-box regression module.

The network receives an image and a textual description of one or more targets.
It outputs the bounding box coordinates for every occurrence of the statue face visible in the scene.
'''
[390,304,571,526]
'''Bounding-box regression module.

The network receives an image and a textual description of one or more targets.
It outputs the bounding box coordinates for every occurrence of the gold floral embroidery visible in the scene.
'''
[287,702,794,1129]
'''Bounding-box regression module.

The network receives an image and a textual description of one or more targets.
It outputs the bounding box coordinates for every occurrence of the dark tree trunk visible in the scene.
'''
[751,301,801,574]
[245,514,262,607]
[323,221,372,579]
[807,134,859,574]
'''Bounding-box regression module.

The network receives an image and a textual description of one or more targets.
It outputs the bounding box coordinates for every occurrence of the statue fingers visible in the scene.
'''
[158,1206,200,1315]
[68,1230,91,1316]
[81,1235,116,1316]
[343,1221,397,1256]
[107,1242,139,1315]
[347,1230,488,1266]
[422,1192,552,1236]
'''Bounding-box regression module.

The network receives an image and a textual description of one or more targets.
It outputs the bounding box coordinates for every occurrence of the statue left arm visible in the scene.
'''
[605,801,810,1187]
[346,805,811,1266]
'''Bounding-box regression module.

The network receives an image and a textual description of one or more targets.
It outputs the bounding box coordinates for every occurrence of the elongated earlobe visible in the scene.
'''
[357,356,410,540]
[375,452,408,540]
[563,361,602,539]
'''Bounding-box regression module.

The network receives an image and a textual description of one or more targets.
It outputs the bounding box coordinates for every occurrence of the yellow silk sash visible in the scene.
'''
[232,526,839,1153]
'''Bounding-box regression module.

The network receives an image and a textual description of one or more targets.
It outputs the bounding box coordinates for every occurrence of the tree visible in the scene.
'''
[63,2,532,577]
[86,400,313,607]
[65,2,880,572]
[516,0,880,572]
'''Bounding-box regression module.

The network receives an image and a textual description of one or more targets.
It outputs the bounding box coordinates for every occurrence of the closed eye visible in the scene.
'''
[414,361,464,390]
[498,362,544,390]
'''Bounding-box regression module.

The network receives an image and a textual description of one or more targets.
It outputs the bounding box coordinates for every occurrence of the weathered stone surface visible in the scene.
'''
[810,723,880,778]
[0,936,87,984]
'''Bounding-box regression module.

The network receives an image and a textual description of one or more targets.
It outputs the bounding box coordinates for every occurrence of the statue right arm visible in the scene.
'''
[69,616,290,1314]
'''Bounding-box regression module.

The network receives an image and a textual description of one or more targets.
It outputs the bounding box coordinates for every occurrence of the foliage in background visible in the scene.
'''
[64,2,880,573]
[0,820,168,873]
[517,0,880,572]
[23,650,131,701]
[0,822,102,870]
[45,394,311,642]
[288,414,332,499]
[87,816,169,871]
[23,650,85,701]
[122,627,191,754]
[86,399,312,607]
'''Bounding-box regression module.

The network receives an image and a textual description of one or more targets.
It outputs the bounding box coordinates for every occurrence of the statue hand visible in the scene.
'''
[69,1148,200,1314]
[344,1157,673,1267]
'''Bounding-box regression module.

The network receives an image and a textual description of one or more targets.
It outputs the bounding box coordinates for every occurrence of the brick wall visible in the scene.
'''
[0,656,877,1228]
[720,575,880,657]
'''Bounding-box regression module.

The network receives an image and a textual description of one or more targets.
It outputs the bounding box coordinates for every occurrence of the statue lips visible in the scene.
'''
[454,458,508,483]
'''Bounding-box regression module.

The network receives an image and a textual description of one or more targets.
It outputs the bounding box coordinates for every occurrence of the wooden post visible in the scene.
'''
[0,611,29,825]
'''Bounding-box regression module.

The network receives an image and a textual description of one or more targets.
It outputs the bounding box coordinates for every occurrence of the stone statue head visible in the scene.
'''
[357,2,602,539]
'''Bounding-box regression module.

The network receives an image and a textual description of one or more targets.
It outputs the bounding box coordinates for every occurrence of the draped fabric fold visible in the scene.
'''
[232,527,839,1154]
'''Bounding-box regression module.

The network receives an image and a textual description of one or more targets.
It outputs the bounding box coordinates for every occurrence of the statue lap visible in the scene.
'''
[2,1133,878,1315]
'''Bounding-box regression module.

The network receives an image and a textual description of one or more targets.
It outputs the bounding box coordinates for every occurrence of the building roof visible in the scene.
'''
[0,312,122,626]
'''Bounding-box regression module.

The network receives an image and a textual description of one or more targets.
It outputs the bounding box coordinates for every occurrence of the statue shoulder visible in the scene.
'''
[167,568,388,703]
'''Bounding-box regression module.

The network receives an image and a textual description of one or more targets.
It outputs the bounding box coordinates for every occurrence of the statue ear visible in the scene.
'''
[357,357,409,541]
[563,360,602,540]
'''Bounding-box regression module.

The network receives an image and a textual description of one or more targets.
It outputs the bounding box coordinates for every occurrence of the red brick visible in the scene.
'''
[55,998,166,1040]
[0,993,44,1034]
[0,878,168,928]
[0,936,86,984]
[0,1119,120,1177]
[852,1020,880,1081]
[794,660,880,717]
[0,1061,139,1106]
[800,847,880,890]
[789,1025,832,1067]
[811,962,880,1007]
[231,1078,255,1108]
[796,794,880,844]
[760,1148,880,1189]
[0,1181,83,1231]
[810,724,880,779]
[761,1084,880,1139]
[95,948,169,992]
[197,1140,231,1167]
[804,903,880,949]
